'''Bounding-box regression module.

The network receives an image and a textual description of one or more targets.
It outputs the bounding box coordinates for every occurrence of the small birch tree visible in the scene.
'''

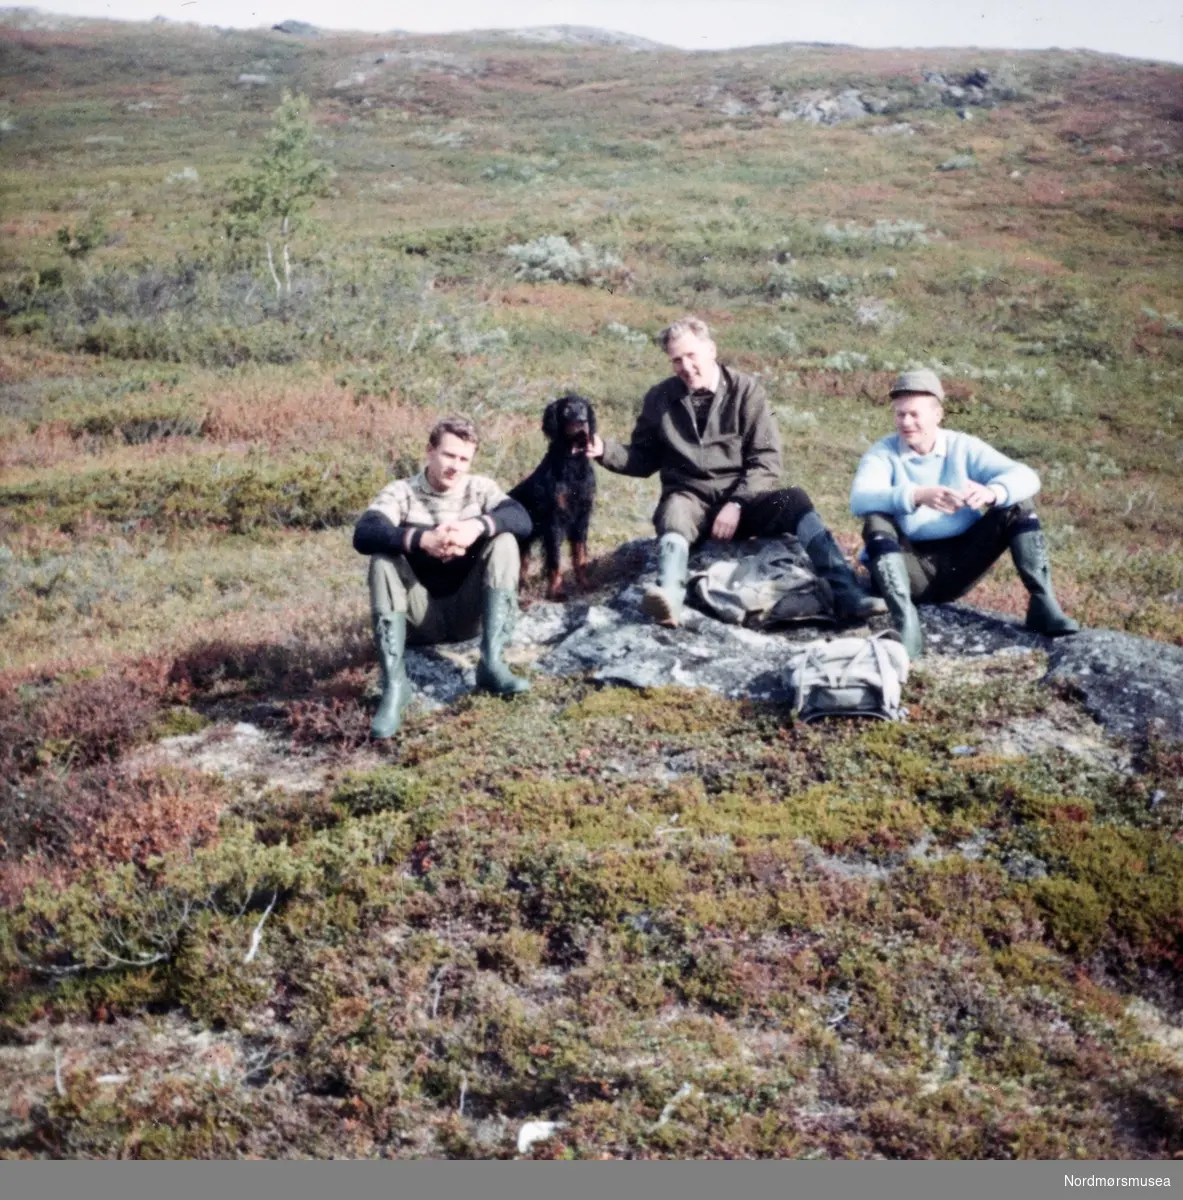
[222,91,330,297]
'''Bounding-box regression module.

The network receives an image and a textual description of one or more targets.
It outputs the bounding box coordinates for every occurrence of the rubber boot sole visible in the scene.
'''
[476,662,531,696]
[1025,597,1080,637]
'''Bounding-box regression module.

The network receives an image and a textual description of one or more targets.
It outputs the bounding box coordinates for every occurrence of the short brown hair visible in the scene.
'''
[427,416,479,449]
[658,316,712,352]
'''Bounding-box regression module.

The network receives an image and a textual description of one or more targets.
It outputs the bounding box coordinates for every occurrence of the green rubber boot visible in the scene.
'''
[641,533,690,627]
[867,551,924,659]
[1010,529,1080,637]
[476,587,531,695]
[803,528,889,622]
[371,611,414,739]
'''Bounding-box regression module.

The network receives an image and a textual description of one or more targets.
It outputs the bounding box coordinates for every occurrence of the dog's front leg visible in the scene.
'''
[543,526,566,600]
[572,540,590,592]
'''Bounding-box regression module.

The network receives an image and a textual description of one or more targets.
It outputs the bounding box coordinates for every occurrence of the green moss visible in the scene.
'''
[992,941,1068,990]
[560,686,744,735]
[332,767,430,817]
[1033,824,1183,967]
[150,705,210,738]
[1030,877,1110,958]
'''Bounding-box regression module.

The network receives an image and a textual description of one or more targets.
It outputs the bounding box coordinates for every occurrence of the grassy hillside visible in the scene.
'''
[0,15,1180,1159]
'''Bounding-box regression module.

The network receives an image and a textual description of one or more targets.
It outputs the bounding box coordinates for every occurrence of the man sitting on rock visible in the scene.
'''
[851,368,1079,658]
[352,417,533,739]
[586,315,885,627]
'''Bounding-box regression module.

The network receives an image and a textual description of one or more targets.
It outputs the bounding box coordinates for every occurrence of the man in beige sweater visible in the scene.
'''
[588,316,885,627]
[353,417,533,738]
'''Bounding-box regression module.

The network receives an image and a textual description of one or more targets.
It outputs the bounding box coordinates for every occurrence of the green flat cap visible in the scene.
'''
[888,368,945,400]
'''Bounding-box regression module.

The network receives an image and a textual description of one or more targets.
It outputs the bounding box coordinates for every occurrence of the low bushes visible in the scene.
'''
[1,455,386,535]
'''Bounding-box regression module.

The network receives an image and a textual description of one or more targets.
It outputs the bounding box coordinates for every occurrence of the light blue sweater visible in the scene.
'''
[850,429,1041,541]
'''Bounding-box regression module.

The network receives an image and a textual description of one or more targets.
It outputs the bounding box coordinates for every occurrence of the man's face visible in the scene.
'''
[424,432,476,494]
[892,392,944,454]
[665,331,720,393]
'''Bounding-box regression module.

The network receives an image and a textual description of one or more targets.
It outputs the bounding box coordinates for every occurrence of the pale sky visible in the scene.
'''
[12,0,1183,63]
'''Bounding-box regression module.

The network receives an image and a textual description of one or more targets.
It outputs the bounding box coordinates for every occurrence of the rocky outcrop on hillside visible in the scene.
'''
[706,66,1030,124]
[392,539,1183,751]
[1045,629,1183,744]
[272,20,319,37]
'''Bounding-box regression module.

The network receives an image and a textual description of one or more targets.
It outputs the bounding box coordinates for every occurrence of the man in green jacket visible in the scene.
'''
[588,316,885,627]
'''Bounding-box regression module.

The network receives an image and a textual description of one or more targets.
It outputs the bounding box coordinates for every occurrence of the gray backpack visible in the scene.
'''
[787,631,910,723]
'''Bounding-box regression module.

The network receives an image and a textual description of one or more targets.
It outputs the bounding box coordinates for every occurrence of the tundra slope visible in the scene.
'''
[0,15,1180,1159]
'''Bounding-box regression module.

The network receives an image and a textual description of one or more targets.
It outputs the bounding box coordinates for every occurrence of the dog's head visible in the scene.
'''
[542,393,596,454]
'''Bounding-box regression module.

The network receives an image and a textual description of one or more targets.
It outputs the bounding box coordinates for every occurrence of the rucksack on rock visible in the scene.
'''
[787,631,910,723]
[687,540,833,628]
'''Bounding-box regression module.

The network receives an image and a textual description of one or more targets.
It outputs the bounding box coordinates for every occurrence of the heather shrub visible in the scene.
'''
[168,623,372,701]
[1,455,386,534]
[0,660,170,781]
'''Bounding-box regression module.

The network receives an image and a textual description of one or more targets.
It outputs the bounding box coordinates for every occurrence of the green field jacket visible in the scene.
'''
[600,364,783,505]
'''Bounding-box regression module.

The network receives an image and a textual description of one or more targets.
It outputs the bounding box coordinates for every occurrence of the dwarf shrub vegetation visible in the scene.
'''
[1,16,1181,1158]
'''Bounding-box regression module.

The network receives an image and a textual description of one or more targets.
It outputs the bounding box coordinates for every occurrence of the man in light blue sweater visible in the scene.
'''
[850,368,1079,658]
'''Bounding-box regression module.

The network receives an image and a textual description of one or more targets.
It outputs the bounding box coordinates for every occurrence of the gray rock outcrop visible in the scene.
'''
[398,538,1182,749]
[272,20,319,37]
[769,67,1020,128]
[778,88,870,125]
[1044,630,1183,744]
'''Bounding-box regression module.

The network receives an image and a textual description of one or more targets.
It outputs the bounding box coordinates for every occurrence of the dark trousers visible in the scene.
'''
[862,503,1040,604]
[655,487,815,545]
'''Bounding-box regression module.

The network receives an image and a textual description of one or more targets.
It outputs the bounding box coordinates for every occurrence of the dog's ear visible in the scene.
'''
[542,399,561,442]
[586,400,597,440]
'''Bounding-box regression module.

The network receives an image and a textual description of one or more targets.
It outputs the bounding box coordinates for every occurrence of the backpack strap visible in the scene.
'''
[833,639,873,688]
[791,644,821,712]
[867,634,901,714]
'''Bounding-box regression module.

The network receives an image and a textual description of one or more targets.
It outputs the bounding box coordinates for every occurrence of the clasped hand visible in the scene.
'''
[914,483,997,514]
[420,518,484,561]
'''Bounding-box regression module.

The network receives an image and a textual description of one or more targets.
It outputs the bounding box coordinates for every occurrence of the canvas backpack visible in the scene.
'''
[787,631,910,723]
[687,540,833,628]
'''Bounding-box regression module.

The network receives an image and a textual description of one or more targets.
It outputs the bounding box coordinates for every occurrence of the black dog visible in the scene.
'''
[509,394,597,600]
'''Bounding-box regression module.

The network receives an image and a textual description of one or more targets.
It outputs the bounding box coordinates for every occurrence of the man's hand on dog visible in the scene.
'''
[711,501,742,541]
[585,434,605,459]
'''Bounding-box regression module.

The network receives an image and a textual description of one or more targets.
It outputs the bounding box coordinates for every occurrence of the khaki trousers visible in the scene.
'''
[367,532,520,645]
